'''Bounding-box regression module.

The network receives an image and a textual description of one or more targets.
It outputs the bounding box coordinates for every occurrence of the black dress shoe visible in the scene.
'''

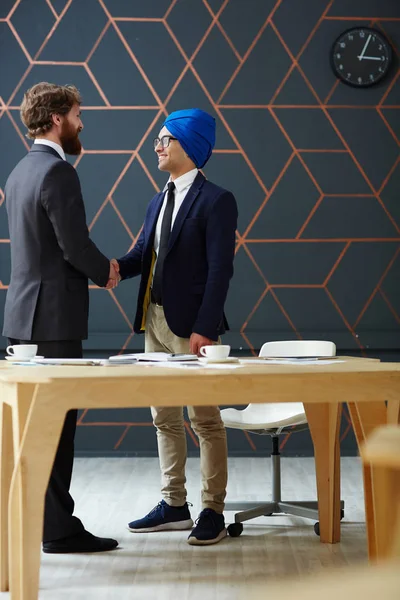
[42,530,119,554]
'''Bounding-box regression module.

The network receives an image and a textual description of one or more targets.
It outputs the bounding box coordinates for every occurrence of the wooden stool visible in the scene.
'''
[361,425,400,562]
[245,561,400,600]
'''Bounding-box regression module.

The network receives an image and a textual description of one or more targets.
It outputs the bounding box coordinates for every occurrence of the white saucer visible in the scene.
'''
[198,356,239,364]
[5,355,44,362]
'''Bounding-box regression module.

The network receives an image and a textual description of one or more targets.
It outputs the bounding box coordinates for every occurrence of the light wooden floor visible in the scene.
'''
[0,457,367,600]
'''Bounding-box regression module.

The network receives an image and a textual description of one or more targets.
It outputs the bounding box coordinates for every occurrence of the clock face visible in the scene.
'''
[331,27,392,87]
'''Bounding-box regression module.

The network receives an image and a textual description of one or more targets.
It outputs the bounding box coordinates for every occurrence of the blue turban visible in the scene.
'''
[163,108,216,168]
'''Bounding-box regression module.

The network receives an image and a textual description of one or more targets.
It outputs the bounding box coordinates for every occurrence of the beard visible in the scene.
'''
[60,120,82,155]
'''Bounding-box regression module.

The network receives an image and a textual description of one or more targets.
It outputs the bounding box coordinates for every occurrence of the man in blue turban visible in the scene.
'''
[113,108,238,546]
[162,108,215,168]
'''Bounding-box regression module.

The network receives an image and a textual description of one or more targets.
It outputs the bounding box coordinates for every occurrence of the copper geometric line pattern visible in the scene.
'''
[1,0,399,451]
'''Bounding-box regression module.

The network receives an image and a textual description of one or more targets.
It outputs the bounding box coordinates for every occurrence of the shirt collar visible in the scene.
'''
[34,138,66,161]
[163,168,198,194]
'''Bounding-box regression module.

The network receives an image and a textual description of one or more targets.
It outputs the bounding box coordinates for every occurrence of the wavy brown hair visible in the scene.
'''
[20,82,81,139]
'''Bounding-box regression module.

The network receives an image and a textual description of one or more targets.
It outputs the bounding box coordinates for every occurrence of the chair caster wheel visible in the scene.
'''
[227,522,243,537]
[314,511,343,535]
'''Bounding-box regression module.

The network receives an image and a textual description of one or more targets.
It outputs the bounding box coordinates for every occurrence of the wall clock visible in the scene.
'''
[331,27,393,87]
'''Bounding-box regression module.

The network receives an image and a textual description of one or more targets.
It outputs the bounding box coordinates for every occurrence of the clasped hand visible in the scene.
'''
[106,259,120,290]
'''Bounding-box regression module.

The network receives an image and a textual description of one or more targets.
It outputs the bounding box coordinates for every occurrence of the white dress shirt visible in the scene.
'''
[34,138,66,161]
[153,168,198,259]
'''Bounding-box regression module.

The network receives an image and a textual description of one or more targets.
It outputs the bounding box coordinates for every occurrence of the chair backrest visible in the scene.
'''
[259,340,336,358]
[225,341,336,429]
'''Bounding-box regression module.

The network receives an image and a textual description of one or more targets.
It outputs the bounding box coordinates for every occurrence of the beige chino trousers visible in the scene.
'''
[145,302,227,513]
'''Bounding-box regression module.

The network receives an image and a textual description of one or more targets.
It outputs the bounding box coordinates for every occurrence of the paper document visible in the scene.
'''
[104,355,137,364]
[108,352,197,362]
[239,359,344,366]
[262,356,339,361]
[143,361,242,370]
[33,358,104,366]
[32,358,137,367]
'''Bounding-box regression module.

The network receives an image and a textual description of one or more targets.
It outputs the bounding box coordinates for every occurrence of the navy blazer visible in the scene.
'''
[118,172,238,341]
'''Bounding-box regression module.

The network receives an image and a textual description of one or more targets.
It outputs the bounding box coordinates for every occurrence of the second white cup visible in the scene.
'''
[6,344,38,359]
[199,344,231,359]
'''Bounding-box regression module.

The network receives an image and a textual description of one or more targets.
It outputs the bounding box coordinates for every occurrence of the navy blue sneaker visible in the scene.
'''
[128,500,193,533]
[187,508,227,545]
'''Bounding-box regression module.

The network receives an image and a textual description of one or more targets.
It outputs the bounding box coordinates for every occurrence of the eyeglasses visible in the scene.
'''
[153,135,177,150]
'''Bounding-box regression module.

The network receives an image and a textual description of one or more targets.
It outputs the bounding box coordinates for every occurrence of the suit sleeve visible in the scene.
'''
[41,161,110,287]
[193,191,238,340]
[116,194,161,279]
[116,227,145,280]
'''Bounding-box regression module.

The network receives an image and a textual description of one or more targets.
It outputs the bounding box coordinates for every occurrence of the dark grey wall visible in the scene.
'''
[0,0,399,456]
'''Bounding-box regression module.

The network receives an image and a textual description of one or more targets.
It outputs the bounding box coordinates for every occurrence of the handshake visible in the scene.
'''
[106,259,121,290]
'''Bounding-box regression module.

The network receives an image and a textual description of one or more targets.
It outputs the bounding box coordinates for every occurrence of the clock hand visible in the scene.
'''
[358,34,372,61]
[357,56,382,61]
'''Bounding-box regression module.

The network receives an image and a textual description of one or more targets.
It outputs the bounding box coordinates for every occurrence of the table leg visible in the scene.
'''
[0,393,13,592]
[0,383,35,593]
[8,384,65,600]
[304,402,342,543]
[347,401,387,560]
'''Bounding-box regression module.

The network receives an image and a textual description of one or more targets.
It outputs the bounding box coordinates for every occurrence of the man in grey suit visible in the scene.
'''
[3,82,119,553]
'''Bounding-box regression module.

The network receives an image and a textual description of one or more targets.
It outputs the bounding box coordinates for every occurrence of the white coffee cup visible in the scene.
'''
[199,344,231,359]
[6,344,38,359]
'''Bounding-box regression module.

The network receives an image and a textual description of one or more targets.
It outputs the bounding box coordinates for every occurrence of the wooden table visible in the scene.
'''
[0,357,399,600]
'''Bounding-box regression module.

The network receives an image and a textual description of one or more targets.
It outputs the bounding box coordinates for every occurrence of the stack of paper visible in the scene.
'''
[105,355,137,365]
[108,352,197,363]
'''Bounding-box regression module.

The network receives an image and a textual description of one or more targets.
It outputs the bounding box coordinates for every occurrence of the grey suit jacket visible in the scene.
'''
[2,144,110,341]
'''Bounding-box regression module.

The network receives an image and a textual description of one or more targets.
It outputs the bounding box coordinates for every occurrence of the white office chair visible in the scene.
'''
[221,340,344,537]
